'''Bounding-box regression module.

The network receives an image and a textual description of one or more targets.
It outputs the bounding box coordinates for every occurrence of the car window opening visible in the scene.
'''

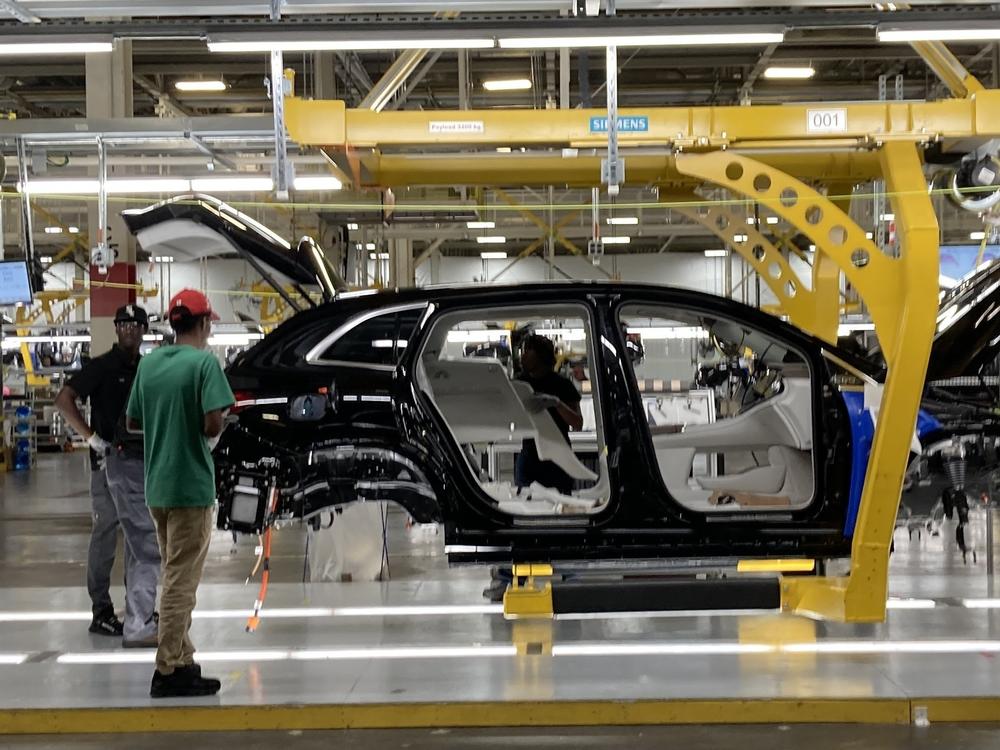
[417,305,610,517]
[619,304,815,515]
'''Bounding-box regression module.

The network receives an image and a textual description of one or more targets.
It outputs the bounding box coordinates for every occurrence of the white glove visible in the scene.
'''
[88,433,110,453]
[525,393,561,414]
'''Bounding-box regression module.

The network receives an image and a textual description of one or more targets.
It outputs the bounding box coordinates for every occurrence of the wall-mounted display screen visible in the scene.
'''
[0,261,33,306]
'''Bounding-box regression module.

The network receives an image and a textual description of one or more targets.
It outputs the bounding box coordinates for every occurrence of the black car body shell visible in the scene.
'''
[215,282,858,564]
[122,195,1000,565]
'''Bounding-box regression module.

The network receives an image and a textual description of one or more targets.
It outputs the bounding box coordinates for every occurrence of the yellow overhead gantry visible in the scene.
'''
[280,74,1000,621]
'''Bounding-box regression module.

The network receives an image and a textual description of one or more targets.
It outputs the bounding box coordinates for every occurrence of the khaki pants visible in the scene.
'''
[150,506,213,675]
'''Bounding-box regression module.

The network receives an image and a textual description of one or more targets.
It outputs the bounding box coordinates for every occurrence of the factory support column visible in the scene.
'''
[86,40,136,355]
[390,238,414,289]
[312,51,337,100]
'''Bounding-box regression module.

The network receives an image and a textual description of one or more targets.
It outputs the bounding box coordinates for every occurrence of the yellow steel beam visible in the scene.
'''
[31,204,86,264]
[910,41,985,99]
[782,142,939,622]
[494,189,582,255]
[669,196,837,343]
[674,148,936,621]
[359,151,882,189]
[286,93,1000,152]
[284,88,1000,187]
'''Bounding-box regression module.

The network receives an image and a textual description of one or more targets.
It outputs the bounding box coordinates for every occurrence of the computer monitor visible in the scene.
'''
[0,260,33,306]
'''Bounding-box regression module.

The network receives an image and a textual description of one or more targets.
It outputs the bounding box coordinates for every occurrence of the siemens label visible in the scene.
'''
[589,116,649,133]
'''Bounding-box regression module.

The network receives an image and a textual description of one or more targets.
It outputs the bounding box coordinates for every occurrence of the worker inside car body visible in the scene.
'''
[126,289,234,698]
[484,334,584,602]
[514,333,584,495]
[55,304,161,646]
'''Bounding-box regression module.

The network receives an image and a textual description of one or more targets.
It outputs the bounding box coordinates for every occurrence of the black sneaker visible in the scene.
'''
[89,609,124,637]
[150,666,221,698]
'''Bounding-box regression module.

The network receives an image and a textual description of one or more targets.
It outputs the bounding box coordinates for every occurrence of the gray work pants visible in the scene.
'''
[87,467,119,617]
[105,453,161,641]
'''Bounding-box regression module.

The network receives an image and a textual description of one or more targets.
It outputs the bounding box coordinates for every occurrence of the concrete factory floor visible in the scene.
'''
[2,452,1000,744]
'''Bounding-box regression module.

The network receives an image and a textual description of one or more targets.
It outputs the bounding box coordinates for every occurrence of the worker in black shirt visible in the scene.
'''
[55,305,161,646]
[515,334,584,495]
[484,334,584,602]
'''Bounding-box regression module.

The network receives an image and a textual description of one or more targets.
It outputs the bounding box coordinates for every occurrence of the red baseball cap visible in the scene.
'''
[168,288,220,323]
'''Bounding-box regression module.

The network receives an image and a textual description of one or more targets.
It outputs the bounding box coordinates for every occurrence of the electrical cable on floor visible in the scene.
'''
[302,526,310,583]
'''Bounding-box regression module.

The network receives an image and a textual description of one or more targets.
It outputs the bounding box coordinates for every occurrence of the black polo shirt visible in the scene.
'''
[66,344,143,469]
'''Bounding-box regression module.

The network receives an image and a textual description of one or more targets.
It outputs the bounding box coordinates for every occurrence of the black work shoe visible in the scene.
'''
[482,581,506,603]
[89,610,124,637]
[150,667,221,698]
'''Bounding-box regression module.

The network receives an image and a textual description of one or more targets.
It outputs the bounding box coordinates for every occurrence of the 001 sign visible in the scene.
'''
[806,108,847,134]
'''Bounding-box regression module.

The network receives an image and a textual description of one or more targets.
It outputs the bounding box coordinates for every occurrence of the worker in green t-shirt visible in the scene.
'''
[127,288,234,699]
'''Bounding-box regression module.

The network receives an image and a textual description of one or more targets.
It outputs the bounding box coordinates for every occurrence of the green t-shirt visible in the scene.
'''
[126,345,235,508]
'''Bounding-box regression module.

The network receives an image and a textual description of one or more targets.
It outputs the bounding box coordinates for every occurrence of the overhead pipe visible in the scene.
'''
[360,49,430,112]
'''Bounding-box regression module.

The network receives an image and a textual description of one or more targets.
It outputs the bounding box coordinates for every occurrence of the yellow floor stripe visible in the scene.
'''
[0,699,910,734]
[916,698,1000,723]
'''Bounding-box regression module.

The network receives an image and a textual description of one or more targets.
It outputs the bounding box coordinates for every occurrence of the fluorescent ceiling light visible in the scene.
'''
[746,217,757,225]
[0,41,113,56]
[68,226,79,234]
[209,36,495,53]
[152,256,174,263]
[20,179,99,195]
[607,216,638,225]
[191,176,273,193]
[885,598,936,610]
[347,222,359,230]
[602,236,630,245]
[40,256,53,263]
[866,231,874,239]
[21,177,293,195]
[365,243,378,251]
[107,179,192,194]
[293,175,343,191]
[626,326,708,340]
[498,29,784,50]
[808,244,817,252]
[467,220,496,229]
[880,212,895,221]
[763,66,815,80]
[476,236,506,244]
[553,643,773,656]
[0,654,29,665]
[496,147,512,153]
[766,216,779,224]
[705,249,728,257]
[483,78,532,91]
[43,226,63,234]
[970,230,987,240]
[878,26,1000,43]
[480,251,507,259]
[209,333,265,346]
[962,598,1000,608]
[288,646,516,661]
[780,640,1000,655]
[369,252,390,259]
[837,322,875,336]
[174,79,227,92]
[733,234,748,243]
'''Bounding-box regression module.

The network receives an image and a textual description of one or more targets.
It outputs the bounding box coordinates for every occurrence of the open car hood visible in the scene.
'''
[858,260,1000,382]
[121,194,347,309]
[927,260,1000,381]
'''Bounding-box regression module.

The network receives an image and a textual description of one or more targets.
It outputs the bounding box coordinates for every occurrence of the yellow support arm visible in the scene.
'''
[911,41,985,99]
